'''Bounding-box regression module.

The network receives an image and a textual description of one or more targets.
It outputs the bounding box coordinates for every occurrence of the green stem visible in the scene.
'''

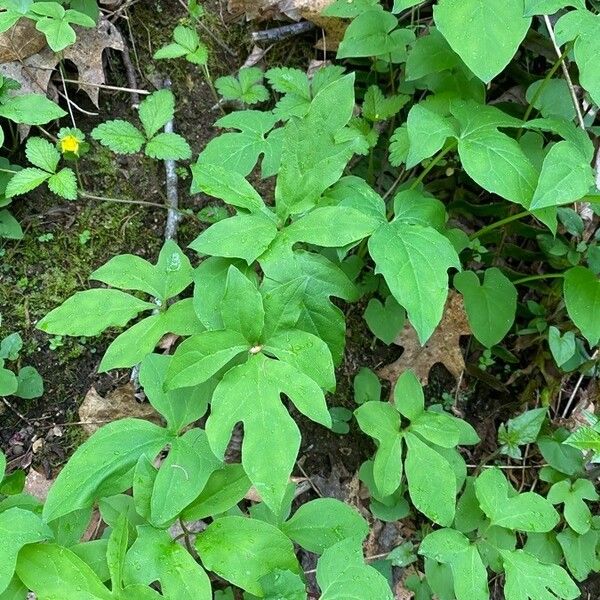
[79,190,189,215]
[410,142,457,190]
[470,210,530,240]
[512,273,565,285]
[202,64,224,114]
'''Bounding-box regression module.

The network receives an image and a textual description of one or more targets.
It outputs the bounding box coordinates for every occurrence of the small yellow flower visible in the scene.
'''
[60,135,80,154]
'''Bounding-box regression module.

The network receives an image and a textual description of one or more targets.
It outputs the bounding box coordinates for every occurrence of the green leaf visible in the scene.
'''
[138,89,174,139]
[37,289,155,336]
[530,141,593,209]
[260,277,306,339]
[405,27,459,80]
[43,418,169,522]
[206,354,330,512]
[16,543,112,599]
[106,514,128,592]
[0,209,23,240]
[434,0,531,83]
[153,42,187,60]
[0,451,5,482]
[196,516,299,596]
[364,296,405,345]
[405,432,456,525]
[563,266,600,346]
[189,213,278,264]
[181,464,251,521]
[419,528,489,600]
[216,67,269,105]
[337,9,399,58]
[14,366,43,399]
[172,24,199,51]
[159,543,212,599]
[393,370,424,421]
[500,549,579,600]
[266,67,310,99]
[165,329,248,390]
[454,268,517,347]
[389,125,409,166]
[0,508,52,594]
[556,528,599,582]
[145,132,192,160]
[498,407,547,459]
[0,93,66,124]
[5,167,50,198]
[150,428,221,526]
[368,221,461,344]
[525,79,576,120]
[548,326,577,367]
[317,537,394,600]
[354,367,381,404]
[393,189,447,230]
[474,468,559,532]
[548,479,598,535]
[48,168,77,200]
[564,426,600,459]
[405,103,456,168]
[555,9,600,106]
[283,498,368,554]
[91,120,145,154]
[25,136,59,172]
[190,163,266,213]
[524,0,585,15]
[34,16,75,51]
[362,85,408,122]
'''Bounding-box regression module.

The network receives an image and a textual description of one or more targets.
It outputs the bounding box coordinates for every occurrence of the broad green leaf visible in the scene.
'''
[189,213,278,264]
[150,428,221,526]
[16,543,112,599]
[196,516,300,596]
[405,432,456,525]
[368,221,461,343]
[405,27,460,80]
[0,508,52,594]
[206,354,330,511]
[530,141,593,209]
[48,168,77,200]
[14,366,43,399]
[261,277,306,339]
[317,537,394,600]
[406,103,456,168]
[393,370,424,421]
[555,10,600,106]
[354,367,381,404]
[0,93,66,124]
[145,132,192,160]
[106,515,128,592]
[354,401,403,496]
[160,543,212,599]
[556,528,599,582]
[434,0,531,83]
[524,0,585,15]
[0,451,5,481]
[181,464,251,521]
[548,326,577,367]
[5,168,50,198]
[564,426,600,459]
[548,479,598,535]
[523,532,563,565]
[221,266,264,343]
[454,268,517,347]
[282,498,368,554]
[563,266,600,346]
[419,528,489,600]
[364,295,405,345]
[43,419,169,522]
[393,189,447,230]
[474,468,559,532]
[538,432,585,476]
[139,353,210,434]
[500,549,579,600]
[138,89,174,138]
[25,137,59,172]
[152,241,196,300]
[0,209,23,240]
[190,163,266,213]
[337,9,398,58]
[410,411,460,448]
[165,329,248,390]
[91,120,145,154]
[525,79,576,120]
[498,407,547,459]
[323,0,381,17]
[37,289,154,336]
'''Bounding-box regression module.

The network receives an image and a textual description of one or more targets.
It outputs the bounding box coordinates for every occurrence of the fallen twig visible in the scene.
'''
[251,21,315,43]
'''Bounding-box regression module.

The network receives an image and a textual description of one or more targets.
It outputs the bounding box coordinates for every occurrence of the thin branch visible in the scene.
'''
[561,349,599,419]
[542,15,585,128]
[61,79,149,95]
[163,79,181,242]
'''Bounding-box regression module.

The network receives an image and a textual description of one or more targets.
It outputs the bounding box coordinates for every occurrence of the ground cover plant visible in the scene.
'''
[1,0,600,598]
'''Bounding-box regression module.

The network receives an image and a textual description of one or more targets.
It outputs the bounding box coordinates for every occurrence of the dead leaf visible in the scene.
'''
[0,18,46,63]
[78,384,162,436]
[24,468,53,502]
[378,292,470,387]
[0,17,124,108]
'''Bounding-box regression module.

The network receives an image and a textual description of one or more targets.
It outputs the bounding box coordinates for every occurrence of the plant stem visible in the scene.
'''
[79,190,188,214]
[410,142,457,190]
[512,273,564,285]
[470,210,530,240]
[202,64,224,114]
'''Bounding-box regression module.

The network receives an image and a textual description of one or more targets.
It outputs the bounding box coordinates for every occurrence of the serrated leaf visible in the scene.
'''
[564,427,600,459]
[434,0,531,83]
[173,24,199,51]
[25,136,59,172]
[454,268,517,348]
[145,132,191,160]
[91,120,145,154]
[368,221,461,344]
[37,289,155,336]
[5,167,50,198]
[138,89,175,139]
[0,93,66,124]
[48,167,77,200]
[196,516,299,597]
[153,42,187,60]
[266,67,310,99]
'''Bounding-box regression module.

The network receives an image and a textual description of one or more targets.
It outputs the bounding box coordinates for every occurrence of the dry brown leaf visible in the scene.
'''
[78,383,162,436]
[378,292,470,387]
[0,17,124,107]
[0,19,45,63]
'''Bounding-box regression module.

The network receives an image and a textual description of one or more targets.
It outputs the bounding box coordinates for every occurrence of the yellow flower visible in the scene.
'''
[60,135,80,154]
